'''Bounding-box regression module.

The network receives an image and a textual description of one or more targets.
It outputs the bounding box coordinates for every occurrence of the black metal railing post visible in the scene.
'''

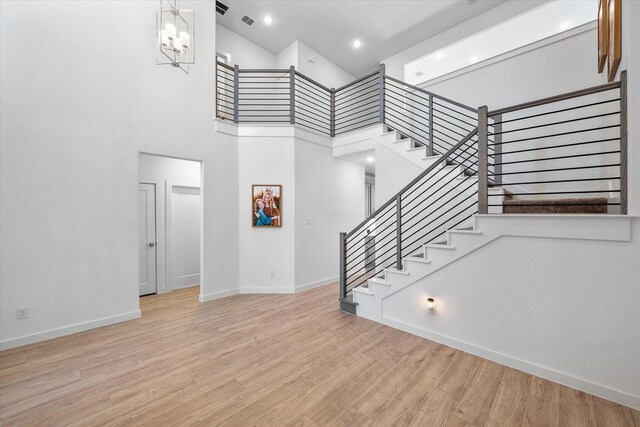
[493,114,502,186]
[330,88,336,137]
[395,194,402,270]
[289,65,296,125]
[233,64,239,124]
[428,94,434,156]
[339,232,347,299]
[478,106,489,214]
[378,63,386,124]
[620,70,627,215]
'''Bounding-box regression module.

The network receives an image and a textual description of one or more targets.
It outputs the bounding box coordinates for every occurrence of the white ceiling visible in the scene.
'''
[217,0,507,77]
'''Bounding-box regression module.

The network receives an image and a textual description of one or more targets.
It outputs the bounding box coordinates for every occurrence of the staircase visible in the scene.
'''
[212,60,627,316]
[339,72,627,314]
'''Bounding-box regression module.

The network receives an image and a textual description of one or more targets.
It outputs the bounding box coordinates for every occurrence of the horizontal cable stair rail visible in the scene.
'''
[383,74,478,158]
[478,71,627,215]
[340,128,480,299]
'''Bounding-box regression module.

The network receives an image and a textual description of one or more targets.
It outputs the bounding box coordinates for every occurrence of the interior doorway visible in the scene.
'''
[138,153,202,301]
[138,183,158,296]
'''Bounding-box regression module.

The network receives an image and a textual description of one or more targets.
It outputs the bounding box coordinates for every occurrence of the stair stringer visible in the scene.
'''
[353,214,632,321]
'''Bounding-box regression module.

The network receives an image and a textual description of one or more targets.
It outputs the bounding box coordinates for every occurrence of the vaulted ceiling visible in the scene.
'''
[217,0,507,77]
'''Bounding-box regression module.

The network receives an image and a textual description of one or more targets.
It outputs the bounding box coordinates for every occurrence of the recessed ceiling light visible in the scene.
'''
[470,56,478,63]
[263,15,273,25]
[415,71,424,77]
[559,21,570,30]
[352,39,362,49]
[366,156,375,163]
[435,52,443,60]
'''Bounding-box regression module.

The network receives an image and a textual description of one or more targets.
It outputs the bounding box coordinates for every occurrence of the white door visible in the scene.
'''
[139,183,157,296]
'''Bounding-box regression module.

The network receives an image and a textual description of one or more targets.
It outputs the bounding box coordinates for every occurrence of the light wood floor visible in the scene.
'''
[1,284,638,426]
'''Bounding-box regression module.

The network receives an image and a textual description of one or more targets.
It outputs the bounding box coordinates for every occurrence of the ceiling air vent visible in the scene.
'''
[216,1,228,15]
[241,15,255,26]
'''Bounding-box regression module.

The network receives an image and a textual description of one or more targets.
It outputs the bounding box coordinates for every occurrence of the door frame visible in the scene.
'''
[166,182,201,292]
[139,177,167,294]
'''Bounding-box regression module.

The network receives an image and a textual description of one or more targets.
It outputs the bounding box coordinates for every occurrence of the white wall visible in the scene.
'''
[171,187,201,289]
[225,124,364,293]
[238,132,296,293]
[276,41,299,70]
[374,142,423,209]
[382,227,640,408]
[295,140,365,290]
[275,40,355,89]
[139,154,201,292]
[382,0,547,81]
[0,0,239,349]
[216,24,277,68]
[139,154,201,187]
[295,41,355,89]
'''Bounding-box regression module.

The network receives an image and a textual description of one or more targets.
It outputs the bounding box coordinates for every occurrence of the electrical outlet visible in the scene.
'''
[270,270,276,278]
[16,307,29,320]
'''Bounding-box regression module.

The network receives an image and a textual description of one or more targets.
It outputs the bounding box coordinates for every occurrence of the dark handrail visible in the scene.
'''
[345,127,479,239]
[238,68,291,73]
[216,60,234,71]
[295,71,333,93]
[385,75,478,113]
[335,69,380,92]
[488,80,622,116]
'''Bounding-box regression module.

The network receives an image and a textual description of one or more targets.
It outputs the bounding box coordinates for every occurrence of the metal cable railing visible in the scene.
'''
[383,75,477,156]
[334,68,382,135]
[340,129,479,296]
[216,61,235,121]
[215,62,628,306]
[478,71,627,215]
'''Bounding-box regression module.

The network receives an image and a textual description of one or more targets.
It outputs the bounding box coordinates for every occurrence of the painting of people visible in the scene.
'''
[252,185,281,227]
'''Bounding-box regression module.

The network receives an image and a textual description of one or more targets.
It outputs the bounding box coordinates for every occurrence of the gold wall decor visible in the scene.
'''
[597,0,608,73]
[607,0,622,82]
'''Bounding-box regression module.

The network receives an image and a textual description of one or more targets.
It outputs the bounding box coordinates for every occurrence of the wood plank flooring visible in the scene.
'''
[1,284,638,426]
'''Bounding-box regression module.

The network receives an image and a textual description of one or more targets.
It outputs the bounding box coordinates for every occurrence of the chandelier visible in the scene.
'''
[157,0,195,74]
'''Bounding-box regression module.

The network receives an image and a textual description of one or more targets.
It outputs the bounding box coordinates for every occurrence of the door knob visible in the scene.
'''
[147,242,156,247]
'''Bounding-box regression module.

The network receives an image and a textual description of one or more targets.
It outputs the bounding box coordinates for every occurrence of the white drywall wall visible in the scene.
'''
[139,154,201,187]
[238,133,296,293]
[274,40,355,89]
[231,124,364,293]
[296,41,355,89]
[382,0,548,81]
[294,140,365,290]
[276,41,299,69]
[0,0,239,349]
[382,228,640,409]
[374,142,423,209]
[216,24,277,68]
[171,187,201,289]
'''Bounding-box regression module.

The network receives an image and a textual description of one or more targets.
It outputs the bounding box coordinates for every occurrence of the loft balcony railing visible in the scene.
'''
[214,62,628,306]
[216,61,475,141]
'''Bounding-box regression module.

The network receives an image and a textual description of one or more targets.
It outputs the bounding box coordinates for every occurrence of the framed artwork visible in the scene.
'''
[607,0,621,82]
[597,0,608,73]
[252,185,282,227]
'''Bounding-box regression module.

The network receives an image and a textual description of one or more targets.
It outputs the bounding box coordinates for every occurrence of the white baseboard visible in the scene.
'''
[0,310,142,351]
[295,276,338,293]
[239,287,295,294]
[199,288,239,302]
[174,273,200,290]
[382,317,640,410]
